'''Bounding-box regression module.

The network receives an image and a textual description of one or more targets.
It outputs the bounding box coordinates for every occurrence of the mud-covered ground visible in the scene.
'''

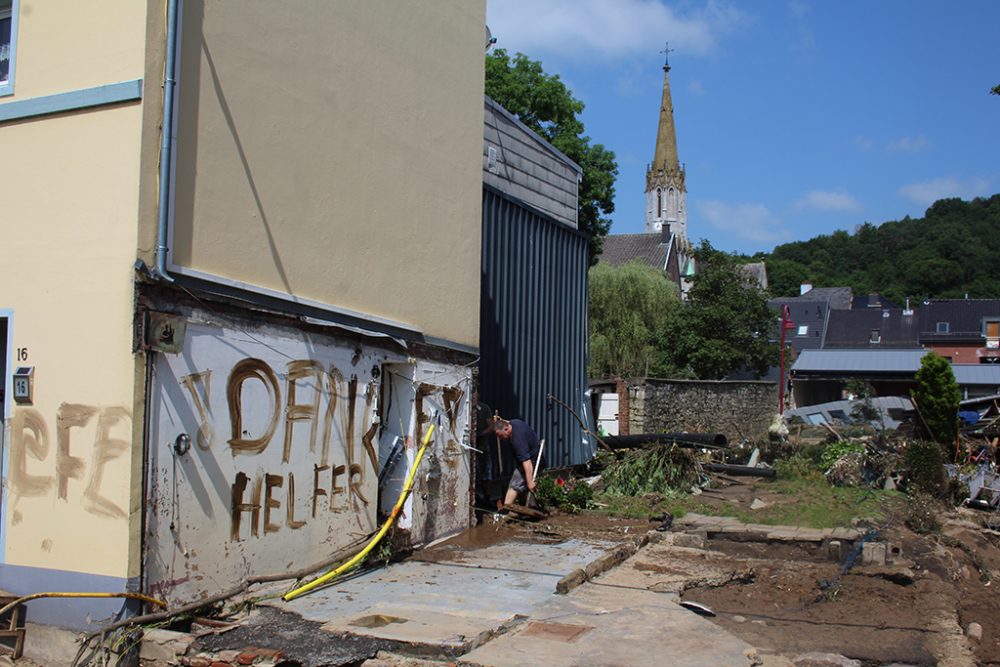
[524,481,1000,667]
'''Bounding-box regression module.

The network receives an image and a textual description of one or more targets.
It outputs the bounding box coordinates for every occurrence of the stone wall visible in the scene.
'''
[627,379,778,443]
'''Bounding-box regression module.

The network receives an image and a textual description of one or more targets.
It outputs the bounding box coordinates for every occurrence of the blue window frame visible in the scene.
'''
[0,0,19,97]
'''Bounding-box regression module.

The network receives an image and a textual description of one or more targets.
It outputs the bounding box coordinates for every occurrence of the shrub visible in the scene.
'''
[904,492,942,534]
[820,439,866,470]
[536,476,594,513]
[601,446,701,496]
[774,453,823,481]
[912,352,960,449]
[903,439,946,495]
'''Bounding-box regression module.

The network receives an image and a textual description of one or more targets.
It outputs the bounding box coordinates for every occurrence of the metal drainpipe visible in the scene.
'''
[154,0,180,282]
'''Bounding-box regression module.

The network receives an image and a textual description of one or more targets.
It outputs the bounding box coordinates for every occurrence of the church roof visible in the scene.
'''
[599,233,669,270]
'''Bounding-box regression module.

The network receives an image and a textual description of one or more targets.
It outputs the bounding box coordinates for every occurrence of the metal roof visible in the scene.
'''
[792,349,929,373]
[952,365,1000,385]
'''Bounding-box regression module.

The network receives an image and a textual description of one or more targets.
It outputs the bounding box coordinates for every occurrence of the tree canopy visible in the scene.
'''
[588,261,680,379]
[761,194,1000,302]
[485,49,618,264]
[664,243,779,380]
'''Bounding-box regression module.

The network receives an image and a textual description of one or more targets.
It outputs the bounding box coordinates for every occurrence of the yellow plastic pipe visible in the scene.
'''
[0,592,166,620]
[283,424,436,601]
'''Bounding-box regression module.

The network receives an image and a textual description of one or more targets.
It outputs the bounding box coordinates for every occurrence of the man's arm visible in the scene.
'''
[522,458,535,493]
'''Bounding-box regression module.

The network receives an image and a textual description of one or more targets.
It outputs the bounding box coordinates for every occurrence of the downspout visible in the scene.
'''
[154,0,180,282]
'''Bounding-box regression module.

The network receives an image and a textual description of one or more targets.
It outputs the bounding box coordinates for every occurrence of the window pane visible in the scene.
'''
[0,15,11,83]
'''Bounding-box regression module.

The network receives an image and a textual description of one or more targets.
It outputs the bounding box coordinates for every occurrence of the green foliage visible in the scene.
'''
[663,242,779,379]
[903,439,946,495]
[912,352,960,447]
[764,194,1000,300]
[601,446,701,496]
[485,49,617,264]
[992,84,1000,95]
[774,453,824,481]
[588,261,680,378]
[820,439,866,470]
[535,476,593,513]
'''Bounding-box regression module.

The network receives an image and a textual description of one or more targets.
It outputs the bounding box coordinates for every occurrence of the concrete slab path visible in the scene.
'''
[267,528,759,666]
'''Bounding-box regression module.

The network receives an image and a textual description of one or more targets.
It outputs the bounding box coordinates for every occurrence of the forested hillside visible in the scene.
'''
[761,194,1000,302]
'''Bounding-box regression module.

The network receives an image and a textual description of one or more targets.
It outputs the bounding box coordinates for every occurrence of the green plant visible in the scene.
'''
[820,439,866,470]
[903,439,946,495]
[601,446,701,496]
[912,352,960,449]
[774,453,823,481]
[536,476,594,513]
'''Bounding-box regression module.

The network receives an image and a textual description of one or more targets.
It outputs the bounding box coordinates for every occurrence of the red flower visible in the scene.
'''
[555,478,566,487]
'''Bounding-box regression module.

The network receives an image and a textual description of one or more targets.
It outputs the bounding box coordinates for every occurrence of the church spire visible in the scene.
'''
[645,43,687,241]
[652,43,680,174]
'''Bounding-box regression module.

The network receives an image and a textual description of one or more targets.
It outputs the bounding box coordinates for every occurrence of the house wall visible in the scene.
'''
[161,1,485,348]
[145,306,472,606]
[628,379,778,442]
[924,343,1000,364]
[0,0,147,628]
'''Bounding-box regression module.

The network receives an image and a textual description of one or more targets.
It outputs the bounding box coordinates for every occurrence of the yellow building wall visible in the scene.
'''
[169,1,486,347]
[0,2,146,580]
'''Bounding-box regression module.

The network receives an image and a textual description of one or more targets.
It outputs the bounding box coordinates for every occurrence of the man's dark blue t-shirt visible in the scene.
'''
[509,419,542,467]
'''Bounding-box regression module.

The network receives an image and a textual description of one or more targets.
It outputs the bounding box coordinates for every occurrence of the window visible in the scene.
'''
[870,329,881,344]
[936,321,949,334]
[797,325,808,336]
[985,319,1000,339]
[0,0,17,97]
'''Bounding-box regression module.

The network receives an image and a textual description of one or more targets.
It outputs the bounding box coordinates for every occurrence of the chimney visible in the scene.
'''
[868,293,880,308]
[800,283,813,296]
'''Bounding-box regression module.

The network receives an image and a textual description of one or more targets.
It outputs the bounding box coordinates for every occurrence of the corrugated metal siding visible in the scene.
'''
[480,186,594,469]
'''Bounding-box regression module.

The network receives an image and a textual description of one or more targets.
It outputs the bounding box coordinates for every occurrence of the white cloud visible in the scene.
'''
[696,200,792,243]
[788,1,816,52]
[887,134,930,153]
[688,79,706,95]
[794,190,862,213]
[853,135,875,152]
[898,176,995,206]
[486,0,752,63]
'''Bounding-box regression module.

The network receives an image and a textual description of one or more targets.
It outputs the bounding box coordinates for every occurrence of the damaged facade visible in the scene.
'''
[0,0,485,631]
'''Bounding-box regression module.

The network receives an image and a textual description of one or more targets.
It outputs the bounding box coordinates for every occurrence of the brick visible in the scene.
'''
[237,652,257,665]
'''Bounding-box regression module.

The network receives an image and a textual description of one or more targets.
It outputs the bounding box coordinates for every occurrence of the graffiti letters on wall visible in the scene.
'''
[169,355,383,543]
[9,404,132,524]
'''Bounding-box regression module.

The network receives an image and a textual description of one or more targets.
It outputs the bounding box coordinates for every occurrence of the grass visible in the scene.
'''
[595,477,904,530]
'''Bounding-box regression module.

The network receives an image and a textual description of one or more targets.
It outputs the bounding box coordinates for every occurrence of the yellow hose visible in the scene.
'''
[283,423,436,601]
[0,592,166,620]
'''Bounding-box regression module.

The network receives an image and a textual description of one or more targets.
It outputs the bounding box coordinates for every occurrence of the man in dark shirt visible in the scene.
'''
[493,418,542,507]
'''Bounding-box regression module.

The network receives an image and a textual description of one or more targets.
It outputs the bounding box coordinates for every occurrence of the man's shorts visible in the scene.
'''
[508,467,528,494]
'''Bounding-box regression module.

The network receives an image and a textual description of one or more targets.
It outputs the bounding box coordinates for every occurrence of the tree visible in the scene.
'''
[912,352,960,448]
[664,242,779,379]
[588,261,680,379]
[992,84,1000,95]
[485,49,618,264]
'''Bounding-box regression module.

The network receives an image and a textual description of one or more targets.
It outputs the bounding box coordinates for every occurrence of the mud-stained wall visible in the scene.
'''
[147,319,472,605]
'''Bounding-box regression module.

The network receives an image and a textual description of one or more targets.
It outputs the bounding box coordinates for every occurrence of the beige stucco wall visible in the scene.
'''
[8,0,147,99]
[169,1,485,347]
[0,1,146,579]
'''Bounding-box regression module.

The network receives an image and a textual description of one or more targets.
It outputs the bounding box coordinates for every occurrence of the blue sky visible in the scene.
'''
[486,0,1000,255]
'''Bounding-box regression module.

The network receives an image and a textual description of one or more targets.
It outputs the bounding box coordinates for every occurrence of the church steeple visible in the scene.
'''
[645,44,687,244]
